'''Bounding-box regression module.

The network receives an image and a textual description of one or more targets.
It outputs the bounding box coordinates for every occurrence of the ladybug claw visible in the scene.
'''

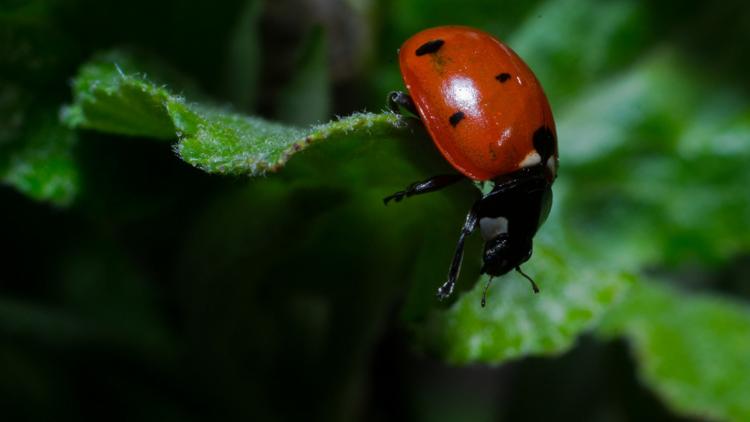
[384,175,464,206]
[388,91,418,116]
[383,192,405,205]
[436,283,454,300]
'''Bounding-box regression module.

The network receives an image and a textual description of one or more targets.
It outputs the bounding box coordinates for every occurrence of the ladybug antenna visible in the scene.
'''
[481,277,494,307]
[515,266,540,293]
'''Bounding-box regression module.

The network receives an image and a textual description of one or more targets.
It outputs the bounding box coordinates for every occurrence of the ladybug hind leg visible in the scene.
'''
[387,91,419,117]
[383,174,464,205]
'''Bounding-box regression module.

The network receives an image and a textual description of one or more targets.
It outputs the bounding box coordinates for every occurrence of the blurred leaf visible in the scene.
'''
[384,0,541,48]
[553,47,750,419]
[276,26,331,125]
[531,11,750,412]
[0,82,29,147]
[598,281,750,422]
[510,0,652,109]
[64,50,404,175]
[0,0,78,86]
[58,243,176,360]
[0,298,93,346]
[224,0,262,111]
[0,106,78,206]
[0,67,78,207]
[557,53,697,167]
[419,242,634,364]
[557,52,750,269]
[175,179,433,419]
[0,243,175,359]
[0,1,80,206]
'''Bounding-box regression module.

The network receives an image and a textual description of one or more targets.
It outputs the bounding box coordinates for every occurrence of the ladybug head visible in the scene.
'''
[479,231,533,276]
[474,169,551,278]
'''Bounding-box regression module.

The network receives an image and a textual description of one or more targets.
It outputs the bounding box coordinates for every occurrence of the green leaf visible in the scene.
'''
[517,8,750,418]
[0,242,175,359]
[0,5,80,206]
[178,108,405,175]
[0,1,79,86]
[541,35,750,419]
[58,242,176,359]
[510,0,652,109]
[61,51,180,139]
[0,107,78,206]
[0,82,28,147]
[598,281,750,422]
[64,51,405,176]
[0,90,79,206]
[557,52,698,167]
[0,298,93,346]
[174,179,447,419]
[419,241,634,364]
[557,52,750,269]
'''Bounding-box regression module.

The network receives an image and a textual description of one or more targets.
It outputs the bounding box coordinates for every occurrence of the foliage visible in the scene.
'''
[600,281,750,422]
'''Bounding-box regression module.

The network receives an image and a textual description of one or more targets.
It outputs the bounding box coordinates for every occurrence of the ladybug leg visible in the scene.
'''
[383,174,464,205]
[515,266,540,293]
[481,277,494,307]
[437,202,479,300]
[388,91,419,117]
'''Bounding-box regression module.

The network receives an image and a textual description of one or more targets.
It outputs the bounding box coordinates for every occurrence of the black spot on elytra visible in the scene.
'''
[449,111,465,127]
[532,126,556,160]
[416,39,444,56]
[496,73,511,83]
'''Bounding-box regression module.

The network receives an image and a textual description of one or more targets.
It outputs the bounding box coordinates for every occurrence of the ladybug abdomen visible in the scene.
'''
[399,26,558,181]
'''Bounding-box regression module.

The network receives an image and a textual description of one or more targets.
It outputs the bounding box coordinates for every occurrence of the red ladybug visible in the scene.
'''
[385,26,558,306]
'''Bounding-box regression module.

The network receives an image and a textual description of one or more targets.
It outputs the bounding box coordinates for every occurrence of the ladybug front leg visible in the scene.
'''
[437,202,479,300]
[383,174,464,204]
[387,91,419,117]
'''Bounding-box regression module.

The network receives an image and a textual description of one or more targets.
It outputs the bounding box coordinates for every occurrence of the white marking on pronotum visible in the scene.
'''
[479,216,508,241]
[547,156,557,175]
[519,150,541,168]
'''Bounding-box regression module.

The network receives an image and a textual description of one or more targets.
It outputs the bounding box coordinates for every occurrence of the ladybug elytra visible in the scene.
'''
[385,26,558,306]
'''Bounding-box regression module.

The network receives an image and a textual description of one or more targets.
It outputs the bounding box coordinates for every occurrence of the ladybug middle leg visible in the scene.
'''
[383,174,464,204]
[437,201,479,300]
[385,91,464,203]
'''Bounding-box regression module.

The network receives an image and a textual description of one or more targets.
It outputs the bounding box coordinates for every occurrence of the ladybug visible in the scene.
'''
[385,26,558,306]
